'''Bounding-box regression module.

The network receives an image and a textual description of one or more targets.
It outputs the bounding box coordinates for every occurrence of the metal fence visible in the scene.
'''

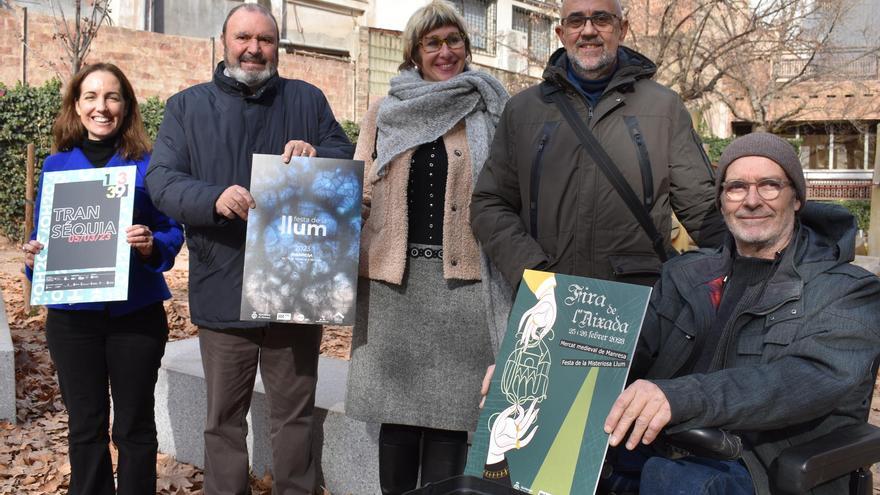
[451,0,498,55]
[775,48,879,81]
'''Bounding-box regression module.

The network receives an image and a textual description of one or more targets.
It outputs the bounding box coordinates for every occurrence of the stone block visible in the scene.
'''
[155,337,380,494]
[0,297,16,424]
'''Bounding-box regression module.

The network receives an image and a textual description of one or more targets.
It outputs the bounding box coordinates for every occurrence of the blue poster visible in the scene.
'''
[240,154,364,325]
[30,166,136,305]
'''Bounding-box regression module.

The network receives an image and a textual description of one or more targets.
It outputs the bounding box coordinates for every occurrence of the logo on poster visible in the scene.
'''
[279,215,327,237]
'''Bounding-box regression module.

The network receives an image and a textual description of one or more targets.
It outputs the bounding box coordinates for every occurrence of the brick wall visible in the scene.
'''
[0,7,357,122]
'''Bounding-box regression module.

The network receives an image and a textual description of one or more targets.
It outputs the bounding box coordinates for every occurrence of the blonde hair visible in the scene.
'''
[400,0,472,71]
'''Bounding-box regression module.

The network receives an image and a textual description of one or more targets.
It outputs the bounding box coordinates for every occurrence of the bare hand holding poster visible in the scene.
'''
[31,166,136,305]
[240,154,363,325]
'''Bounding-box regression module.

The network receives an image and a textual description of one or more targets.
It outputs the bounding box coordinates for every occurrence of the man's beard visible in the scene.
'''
[225,50,277,88]
[568,37,616,79]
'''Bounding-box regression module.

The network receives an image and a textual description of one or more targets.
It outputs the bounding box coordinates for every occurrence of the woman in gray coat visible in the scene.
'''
[344,1,508,492]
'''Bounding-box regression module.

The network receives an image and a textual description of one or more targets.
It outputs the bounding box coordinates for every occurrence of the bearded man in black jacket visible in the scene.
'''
[146,4,353,494]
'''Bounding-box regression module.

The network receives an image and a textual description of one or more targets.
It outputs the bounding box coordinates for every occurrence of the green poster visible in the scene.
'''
[465,270,651,495]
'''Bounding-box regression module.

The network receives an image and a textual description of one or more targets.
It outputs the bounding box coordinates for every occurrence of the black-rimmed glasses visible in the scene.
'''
[560,12,619,32]
[722,179,791,201]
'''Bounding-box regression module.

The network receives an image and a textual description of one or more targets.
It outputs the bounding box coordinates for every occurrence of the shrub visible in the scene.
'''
[700,135,732,165]
[140,96,165,142]
[0,80,61,241]
[0,80,166,241]
[341,119,359,145]
[834,199,870,232]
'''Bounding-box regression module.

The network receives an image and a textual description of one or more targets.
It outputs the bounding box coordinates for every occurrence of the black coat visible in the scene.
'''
[146,63,354,328]
[634,202,880,494]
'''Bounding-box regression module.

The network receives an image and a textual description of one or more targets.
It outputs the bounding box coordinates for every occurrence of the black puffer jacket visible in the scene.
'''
[635,202,880,494]
[146,63,354,328]
[471,47,726,287]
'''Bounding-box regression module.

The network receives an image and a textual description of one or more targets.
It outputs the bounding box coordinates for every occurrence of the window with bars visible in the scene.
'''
[512,7,554,63]
[451,0,497,55]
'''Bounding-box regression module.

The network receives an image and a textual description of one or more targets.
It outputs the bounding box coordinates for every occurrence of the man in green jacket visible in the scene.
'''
[471,0,725,288]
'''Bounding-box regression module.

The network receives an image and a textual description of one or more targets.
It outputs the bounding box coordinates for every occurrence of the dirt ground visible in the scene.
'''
[0,236,349,494]
[0,236,878,493]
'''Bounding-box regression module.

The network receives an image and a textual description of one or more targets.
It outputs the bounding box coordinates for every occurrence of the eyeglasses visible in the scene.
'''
[560,12,619,32]
[419,32,467,53]
[722,179,791,202]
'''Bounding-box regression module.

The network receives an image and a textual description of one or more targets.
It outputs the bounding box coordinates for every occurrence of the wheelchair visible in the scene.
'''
[412,355,880,495]
[612,423,880,495]
[601,353,880,495]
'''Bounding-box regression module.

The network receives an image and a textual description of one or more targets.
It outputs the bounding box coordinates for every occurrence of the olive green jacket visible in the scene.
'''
[471,47,726,287]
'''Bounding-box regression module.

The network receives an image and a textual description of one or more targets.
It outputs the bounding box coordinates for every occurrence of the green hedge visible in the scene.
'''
[834,199,870,232]
[0,80,61,241]
[141,96,165,142]
[700,135,732,165]
[341,119,359,145]
[0,80,166,241]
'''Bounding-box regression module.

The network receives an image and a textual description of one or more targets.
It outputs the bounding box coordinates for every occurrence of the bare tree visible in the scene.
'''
[624,0,878,132]
[714,0,854,132]
[48,0,112,76]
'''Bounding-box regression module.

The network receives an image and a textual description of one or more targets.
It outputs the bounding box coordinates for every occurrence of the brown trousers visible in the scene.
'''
[199,324,322,495]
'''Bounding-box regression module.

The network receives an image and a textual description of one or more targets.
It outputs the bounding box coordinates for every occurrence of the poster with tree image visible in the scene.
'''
[465,270,651,494]
[240,154,363,325]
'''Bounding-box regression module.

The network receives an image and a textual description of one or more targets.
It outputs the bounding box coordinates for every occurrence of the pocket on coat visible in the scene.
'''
[608,254,662,287]
[737,322,798,357]
[538,229,574,273]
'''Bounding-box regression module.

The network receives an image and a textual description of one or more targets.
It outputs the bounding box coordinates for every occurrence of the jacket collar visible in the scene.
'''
[213,61,279,100]
[671,226,803,316]
[541,45,657,100]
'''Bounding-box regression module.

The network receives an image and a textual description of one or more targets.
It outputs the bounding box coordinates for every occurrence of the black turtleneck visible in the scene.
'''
[688,252,779,374]
[80,137,117,167]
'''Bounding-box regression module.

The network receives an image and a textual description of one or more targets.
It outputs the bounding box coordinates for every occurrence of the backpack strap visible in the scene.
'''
[549,89,669,262]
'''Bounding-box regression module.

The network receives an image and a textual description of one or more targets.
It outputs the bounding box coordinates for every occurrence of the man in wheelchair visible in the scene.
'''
[602,133,880,495]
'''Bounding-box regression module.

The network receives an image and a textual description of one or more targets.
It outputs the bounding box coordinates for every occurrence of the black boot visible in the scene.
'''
[379,423,421,495]
[419,428,468,486]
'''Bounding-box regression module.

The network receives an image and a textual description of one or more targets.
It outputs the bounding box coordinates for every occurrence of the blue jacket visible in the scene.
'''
[633,202,880,495]
[28,149,184,316]
[146,63,354,328]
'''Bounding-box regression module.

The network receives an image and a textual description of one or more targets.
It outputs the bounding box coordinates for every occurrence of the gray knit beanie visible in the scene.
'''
[715,133,805,207]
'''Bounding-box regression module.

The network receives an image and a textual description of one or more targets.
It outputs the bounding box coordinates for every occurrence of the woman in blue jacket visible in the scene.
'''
[22,63,183,495]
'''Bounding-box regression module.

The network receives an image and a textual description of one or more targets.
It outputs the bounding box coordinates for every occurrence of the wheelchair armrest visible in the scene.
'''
[770,422,880,494]
[662,428,743,461]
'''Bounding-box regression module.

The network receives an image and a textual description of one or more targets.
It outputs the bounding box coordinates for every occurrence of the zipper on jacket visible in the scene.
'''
[713,280,796,370]
[529,131,551,239]
[624,116,655,210]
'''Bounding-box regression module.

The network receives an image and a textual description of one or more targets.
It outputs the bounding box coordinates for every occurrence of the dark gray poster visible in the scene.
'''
[240,154,364,325]
[31,166,136,305]
[46,180,121,271]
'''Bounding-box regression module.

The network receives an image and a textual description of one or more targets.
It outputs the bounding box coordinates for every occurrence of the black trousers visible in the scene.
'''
[379,423,469,495]
[199,324,322,495]
[46,303,168,495]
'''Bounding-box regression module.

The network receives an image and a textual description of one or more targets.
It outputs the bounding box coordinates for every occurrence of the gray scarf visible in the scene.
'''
[374,68,508,186]
[376,68,513,355]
